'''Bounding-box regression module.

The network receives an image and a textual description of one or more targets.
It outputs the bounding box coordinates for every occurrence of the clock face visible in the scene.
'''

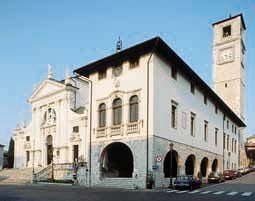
[220,48,233,63]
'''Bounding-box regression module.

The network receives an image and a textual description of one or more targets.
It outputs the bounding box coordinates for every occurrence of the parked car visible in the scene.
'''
[244,167,250,174]
[238,167,246,175]
[233,170,242,177]
[223,170,236,180]
[208,172,224,183]
[173,175,201,190]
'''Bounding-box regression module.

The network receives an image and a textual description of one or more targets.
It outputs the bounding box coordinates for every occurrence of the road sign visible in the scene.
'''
[156,155,162,162]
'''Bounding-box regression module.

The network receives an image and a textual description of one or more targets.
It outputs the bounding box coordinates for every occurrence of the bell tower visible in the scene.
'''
[212,14,246,121]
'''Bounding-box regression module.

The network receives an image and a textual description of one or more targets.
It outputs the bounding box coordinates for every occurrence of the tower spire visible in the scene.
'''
[48,64,53,79]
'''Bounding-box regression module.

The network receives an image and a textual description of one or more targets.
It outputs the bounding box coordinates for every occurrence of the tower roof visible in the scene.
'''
[212,13,246,30]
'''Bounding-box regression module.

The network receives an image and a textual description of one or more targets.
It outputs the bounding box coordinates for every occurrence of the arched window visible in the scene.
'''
[112,98,122,125]
[129,95,138,122]
[98,103,106,128]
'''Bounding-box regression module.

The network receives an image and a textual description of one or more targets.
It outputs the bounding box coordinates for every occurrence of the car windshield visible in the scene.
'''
[177,176,190,180]
[209,172,218,177]
[177,176,191,181]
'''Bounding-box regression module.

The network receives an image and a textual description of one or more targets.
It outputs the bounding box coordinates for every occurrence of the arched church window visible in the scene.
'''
[129,95,138,122]
[112,98,122,125]
[98,103,106,128]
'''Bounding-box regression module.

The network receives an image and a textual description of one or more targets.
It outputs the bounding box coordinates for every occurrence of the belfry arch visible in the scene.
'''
[100,142,134,178]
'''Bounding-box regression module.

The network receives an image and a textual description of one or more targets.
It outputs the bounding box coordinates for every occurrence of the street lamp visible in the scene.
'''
[169,143,174,188]
[32,139,36,183]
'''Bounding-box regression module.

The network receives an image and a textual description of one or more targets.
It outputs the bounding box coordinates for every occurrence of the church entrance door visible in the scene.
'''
[47,135,53,165]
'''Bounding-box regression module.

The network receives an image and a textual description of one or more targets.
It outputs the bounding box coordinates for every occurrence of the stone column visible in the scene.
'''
[178,159,185,175]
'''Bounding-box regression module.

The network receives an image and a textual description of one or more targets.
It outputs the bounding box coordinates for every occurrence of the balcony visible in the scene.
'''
[96,121,141,138]
[96,127,107,138]
[127,121,140,134]
[110,125,123,136]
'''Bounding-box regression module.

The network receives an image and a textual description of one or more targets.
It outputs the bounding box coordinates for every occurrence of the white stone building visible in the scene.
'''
[13,67,89,169]
[13,14,246,188]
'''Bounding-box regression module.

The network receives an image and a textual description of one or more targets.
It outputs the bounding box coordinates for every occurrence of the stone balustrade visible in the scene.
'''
[96,121,140,138]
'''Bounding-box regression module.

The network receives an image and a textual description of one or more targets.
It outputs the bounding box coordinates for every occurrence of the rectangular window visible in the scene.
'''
[73,145,79,162]
[171,67,177,80]
[232,138,234,152]
[204,95,207,105]
[129,57,139,69]
[204,121,208,142]
[98,68,107,80]
[215,104,218,114]
[190,112,196,136]
[26,151,30,163]
[223,25,231,37]
[215,128,218,146]
[171,101,178,129]
[235,140,237,153]
[73,126,79,133]
[232,124,234,133]
[227,120,229,129]
[190,83,195,94]
[227,135,229,150]
[26,136,30,141]
[234,126,237,134]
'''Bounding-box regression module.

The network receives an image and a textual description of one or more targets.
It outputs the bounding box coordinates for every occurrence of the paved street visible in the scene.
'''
[0,172,254,201]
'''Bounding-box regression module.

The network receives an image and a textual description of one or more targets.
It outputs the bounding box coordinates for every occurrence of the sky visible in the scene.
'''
[0,0,254,148]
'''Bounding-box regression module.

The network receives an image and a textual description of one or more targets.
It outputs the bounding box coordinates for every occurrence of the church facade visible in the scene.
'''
[13,14,246,189]
[13,68,89,169]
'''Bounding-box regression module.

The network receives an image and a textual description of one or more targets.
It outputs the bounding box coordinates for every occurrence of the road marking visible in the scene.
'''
[166,190,178,193]
[176,190,189,194]
[188,190,201,194]
[201,191,212,194]
[227,192,239,196]
[213,191,225,195]
[241,192,252,197]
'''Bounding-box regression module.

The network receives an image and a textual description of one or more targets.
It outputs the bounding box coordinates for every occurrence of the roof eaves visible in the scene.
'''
[212,13,246,30]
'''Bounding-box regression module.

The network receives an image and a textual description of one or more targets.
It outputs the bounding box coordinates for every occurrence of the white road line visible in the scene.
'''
[201,191,212,194]
[227,192,239,196]
[241,192,252,197]
[176,190,189,194]
[188,190,201,194]
[213,191,225,195]
[166,190,178,193]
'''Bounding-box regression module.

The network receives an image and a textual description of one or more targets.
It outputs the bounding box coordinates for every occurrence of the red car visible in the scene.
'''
[223,170,236,180]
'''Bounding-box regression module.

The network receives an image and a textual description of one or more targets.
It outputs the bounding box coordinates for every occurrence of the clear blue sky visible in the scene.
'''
[0,0,254,148]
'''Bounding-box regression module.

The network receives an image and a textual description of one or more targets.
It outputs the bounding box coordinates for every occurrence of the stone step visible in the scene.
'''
[0,168,42,184]
[94,178,135,189]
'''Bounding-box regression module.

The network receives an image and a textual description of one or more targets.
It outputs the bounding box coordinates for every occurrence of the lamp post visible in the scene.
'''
[32,139,36,183]
[169,143,174,188]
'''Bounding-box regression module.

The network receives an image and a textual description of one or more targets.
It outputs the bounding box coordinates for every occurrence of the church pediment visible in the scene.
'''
[29,79,65,102]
